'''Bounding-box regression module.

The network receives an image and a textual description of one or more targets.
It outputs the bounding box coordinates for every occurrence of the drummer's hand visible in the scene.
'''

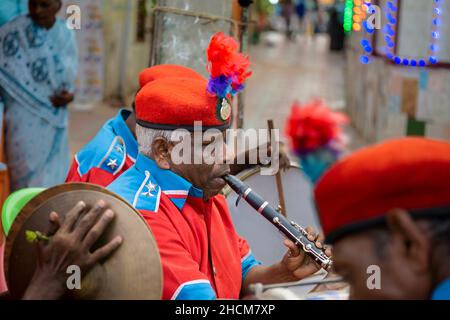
[22,200,123,300]
[280,227,332,281]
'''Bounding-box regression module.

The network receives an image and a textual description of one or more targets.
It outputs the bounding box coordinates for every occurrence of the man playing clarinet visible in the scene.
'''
[108,33,331,300]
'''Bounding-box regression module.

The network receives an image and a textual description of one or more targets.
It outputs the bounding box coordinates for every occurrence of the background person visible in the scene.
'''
[315,138,450,300]
[0,0,78,191]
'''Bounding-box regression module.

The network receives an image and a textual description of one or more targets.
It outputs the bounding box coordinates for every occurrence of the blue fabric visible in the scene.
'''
[241,252,262,281]
[108,154,204,212]
[110,109,138,160]
[174,282,217,300]
[432,278,450,300]
[0,0,28,27]
[133,154,204,209]
[0,15,78,190]
[76,109,136,177]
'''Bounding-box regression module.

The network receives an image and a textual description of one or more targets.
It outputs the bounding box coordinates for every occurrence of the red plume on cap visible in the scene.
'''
[285,99,349,183]
[206,32,252,98]
[286,99,349,154]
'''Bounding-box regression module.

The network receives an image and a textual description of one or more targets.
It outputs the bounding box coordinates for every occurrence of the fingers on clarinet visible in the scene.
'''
[62,201,87,231]
[324,245,333,257]
[305,226,317,241]
[284,239,300,256]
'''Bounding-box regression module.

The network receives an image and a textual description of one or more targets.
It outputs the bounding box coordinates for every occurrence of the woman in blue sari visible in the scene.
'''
[0,0,78,191]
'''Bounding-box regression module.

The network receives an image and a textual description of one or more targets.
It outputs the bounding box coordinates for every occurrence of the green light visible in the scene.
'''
[344,0,354,33]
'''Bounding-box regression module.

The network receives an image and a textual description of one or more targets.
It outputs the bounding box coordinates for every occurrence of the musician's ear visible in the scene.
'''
[152,137,171,170]
[385,209,430,273]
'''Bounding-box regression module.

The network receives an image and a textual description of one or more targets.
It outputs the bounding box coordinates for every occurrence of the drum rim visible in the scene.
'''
[221,161,301,197]
[4,183,163,299]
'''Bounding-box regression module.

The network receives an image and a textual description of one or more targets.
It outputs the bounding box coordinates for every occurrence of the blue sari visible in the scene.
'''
[0,15,78,190]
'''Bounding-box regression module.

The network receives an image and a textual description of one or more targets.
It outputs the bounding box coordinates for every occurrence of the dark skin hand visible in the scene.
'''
[29,0,61,30]
[229,142,291,175]
[242,227,332,296]
[50,90,75,108]
[21,200,122,300]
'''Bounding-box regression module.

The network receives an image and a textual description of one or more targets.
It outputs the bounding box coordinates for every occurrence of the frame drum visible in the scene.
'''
[4,183,162,300]
[224,164,321,266]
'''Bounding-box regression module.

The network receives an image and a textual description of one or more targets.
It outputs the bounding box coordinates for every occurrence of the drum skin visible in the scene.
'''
[4,183,162,300]
[224,165,321,266]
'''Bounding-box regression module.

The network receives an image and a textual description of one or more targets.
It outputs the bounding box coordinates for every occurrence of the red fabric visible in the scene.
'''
[65,157,134,187]
[141,193,251,300]
[139,64,204,88]
[315,138,450,237]
[285,99,349,153]
[206,32,251,88]
[135,77,230,127]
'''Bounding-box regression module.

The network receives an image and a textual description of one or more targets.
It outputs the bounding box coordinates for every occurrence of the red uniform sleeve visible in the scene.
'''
[238,236,261,281]
[65,157,117,187]
[140,210,217,300]
[65,158,83,182]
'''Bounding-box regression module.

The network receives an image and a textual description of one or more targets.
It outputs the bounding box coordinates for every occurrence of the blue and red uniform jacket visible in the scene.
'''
[66,109,138,187]
[108,154,261,300]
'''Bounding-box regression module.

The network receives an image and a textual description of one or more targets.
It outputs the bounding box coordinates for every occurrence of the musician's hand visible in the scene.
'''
[50,90,74,108]
[22,200,122,300]
[280,227,332,281]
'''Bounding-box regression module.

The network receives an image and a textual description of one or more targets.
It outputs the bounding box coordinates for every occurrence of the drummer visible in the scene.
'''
[66,65,288,187]
[108,33,330,300]
[1,199,121,299]
[315,138,450,300]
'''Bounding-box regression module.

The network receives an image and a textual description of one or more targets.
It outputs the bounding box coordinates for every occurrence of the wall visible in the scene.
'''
[345,32,450,143]
[103,0,152,102]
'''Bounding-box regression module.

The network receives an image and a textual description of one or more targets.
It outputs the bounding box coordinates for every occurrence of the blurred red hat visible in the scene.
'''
[135,77,232,131]
[315,138,450,243]
[139,64,204,88]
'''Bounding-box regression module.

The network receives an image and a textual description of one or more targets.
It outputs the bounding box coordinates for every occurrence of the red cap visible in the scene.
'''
[139,64,204,88]
[135,77,232,131]
[315,138,450,243]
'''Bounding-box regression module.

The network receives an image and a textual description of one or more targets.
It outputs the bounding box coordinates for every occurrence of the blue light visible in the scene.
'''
[380,0,442,68]
[360,56,370,64]
[364,45,373,53]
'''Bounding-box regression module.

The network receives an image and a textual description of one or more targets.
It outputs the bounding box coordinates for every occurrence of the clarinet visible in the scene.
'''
[223,174,332,270]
